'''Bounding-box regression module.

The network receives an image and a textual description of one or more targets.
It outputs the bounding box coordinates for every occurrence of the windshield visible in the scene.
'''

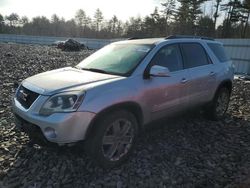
[77,43,153,76]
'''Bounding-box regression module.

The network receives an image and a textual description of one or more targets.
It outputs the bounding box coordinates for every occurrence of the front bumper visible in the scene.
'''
[12,97,96,144]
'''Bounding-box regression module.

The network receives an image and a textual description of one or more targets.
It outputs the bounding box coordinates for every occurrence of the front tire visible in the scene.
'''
[86,110,138,168]
[205,87,231,120]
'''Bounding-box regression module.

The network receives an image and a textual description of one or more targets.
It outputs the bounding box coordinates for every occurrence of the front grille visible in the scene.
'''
[16,85,39,109]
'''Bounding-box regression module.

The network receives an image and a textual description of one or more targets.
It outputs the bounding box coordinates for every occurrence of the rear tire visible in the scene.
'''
[205,87,231,120]
[85,110,138,168]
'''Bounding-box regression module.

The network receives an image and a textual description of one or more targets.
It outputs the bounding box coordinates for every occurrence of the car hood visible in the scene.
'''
[22,67,122,95]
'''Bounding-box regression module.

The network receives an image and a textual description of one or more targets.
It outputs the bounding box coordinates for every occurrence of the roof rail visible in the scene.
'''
[165,35,214,41]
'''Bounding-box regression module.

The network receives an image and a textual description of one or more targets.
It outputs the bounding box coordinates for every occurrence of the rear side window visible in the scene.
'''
[181,43,209,68]
[207,43,230,62]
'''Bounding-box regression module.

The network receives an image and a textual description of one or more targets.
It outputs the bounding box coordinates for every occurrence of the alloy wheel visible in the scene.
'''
[102,118,135,161]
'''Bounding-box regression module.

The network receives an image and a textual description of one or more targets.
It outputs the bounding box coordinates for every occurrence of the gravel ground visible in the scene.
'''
[0,43,250,188]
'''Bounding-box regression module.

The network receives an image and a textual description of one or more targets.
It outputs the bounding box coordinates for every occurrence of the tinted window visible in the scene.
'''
[151,44,183,72]
[181,43,209,68]
[207,43,230,62]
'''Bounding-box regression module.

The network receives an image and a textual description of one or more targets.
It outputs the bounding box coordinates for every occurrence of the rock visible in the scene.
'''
[4,52,12,57]
[145,170,151,176]
[1,119,8,126]
[0,157,4,162]
[117,181,122,188]
[174,157,182,166]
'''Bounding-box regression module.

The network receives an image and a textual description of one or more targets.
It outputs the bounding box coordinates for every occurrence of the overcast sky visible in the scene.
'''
[0,0,223,26]
[0,0,160,20]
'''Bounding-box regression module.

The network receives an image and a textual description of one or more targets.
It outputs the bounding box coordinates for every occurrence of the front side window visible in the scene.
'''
[181,43,209,68]
[151,44,183,72]
[77,43,153,76]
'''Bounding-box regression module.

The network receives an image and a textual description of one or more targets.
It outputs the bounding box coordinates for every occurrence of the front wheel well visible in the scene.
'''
[85,102,143,139]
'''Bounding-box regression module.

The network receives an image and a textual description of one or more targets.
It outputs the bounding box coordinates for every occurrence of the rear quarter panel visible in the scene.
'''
[202,41,234,97]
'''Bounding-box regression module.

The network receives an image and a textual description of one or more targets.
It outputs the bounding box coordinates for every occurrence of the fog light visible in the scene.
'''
[44,127,57,139]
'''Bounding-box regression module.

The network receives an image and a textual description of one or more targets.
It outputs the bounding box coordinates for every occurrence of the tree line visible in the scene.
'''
[0,0,249,39]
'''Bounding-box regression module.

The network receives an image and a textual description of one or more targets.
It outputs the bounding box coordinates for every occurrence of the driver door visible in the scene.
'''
[143,44,191,120]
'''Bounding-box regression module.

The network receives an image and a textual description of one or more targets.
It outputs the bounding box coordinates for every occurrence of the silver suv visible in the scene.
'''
[13,36,234,167]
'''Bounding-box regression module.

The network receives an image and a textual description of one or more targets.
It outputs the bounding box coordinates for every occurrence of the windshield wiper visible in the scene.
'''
[76,66,123,76]
[76,67,109,74]
[87,68,109,74]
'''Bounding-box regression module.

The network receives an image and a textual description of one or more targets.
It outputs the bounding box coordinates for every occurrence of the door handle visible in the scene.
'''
[181,78,188,84]
[209,71,215,76]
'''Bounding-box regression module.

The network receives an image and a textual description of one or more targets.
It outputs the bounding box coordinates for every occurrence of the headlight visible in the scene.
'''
[40,92,85,116]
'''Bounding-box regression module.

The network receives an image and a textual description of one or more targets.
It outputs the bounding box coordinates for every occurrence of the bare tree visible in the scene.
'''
[242,0,250,37]
[5,13,19,26]
[214,0,222,31]
[20,16,29,25]
[220,0,245,37]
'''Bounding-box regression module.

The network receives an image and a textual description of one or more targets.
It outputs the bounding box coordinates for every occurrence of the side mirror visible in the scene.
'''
[149,65,170,77]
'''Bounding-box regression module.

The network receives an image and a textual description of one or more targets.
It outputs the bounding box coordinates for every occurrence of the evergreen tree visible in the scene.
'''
[175,0,192,34]
[75,9,91,29]
[160,0,176,35]
[0,13,4,33]
[125,16,143,37]
[197,16,214,36]
[94,8,103,32]
[111,15,118,34]
[0,13,4,23]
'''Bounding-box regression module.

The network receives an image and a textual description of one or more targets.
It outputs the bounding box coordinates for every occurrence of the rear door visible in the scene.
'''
[180,42,216,107]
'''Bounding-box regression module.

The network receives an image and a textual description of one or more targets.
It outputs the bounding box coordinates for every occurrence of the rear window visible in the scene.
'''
[207,43,230,62]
